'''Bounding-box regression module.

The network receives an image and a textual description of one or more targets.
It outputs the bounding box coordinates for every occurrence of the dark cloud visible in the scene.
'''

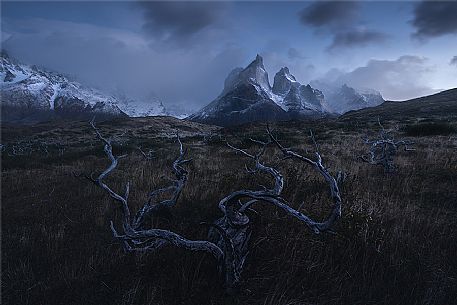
[322,55,436,100]
[298,1,359,29]
[139,2,227,44]
[299,2,386,51]
[411,1,457,39]
[328,29,388,50]
[450,56,457,66]
[288,47,306,60]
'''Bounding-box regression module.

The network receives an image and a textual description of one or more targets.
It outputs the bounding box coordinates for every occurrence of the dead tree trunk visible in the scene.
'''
[81,121,343,290]
[360,119,414,172]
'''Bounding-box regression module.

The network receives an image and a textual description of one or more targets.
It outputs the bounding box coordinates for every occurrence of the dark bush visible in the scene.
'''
[403,122,456,136]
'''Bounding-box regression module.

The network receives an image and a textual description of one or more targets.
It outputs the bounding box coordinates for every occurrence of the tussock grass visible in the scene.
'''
[2,118,457,305]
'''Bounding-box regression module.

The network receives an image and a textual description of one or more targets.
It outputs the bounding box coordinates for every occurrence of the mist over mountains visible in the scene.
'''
[1,51,386,125]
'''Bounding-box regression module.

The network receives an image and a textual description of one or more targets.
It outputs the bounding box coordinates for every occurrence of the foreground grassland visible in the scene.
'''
[2,116,457,305]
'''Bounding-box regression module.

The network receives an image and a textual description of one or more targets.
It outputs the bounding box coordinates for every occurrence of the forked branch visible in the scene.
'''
[360,120,414,172]
[83,120,344,290]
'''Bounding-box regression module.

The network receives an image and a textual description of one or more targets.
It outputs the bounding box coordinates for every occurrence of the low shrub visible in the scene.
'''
[403,122,455,136]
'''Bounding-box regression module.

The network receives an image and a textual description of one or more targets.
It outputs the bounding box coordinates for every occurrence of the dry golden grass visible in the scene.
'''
[2,117,457,305]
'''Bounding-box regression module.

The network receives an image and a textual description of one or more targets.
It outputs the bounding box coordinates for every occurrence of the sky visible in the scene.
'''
[1,1,457,111]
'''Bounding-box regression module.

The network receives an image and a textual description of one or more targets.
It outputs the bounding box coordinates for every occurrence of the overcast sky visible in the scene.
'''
[2,1,457,110]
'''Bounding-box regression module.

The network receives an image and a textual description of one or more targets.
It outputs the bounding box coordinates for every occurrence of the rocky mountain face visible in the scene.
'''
[187,55,287,126]
[188,55,329,126]
[0,51,169,123]
[272,67,330,114]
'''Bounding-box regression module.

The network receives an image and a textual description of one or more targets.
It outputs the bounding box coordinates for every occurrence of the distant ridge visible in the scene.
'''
[340,88,457,121]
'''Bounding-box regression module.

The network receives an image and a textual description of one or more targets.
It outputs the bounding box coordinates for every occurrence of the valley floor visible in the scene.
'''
[2,116,457,305]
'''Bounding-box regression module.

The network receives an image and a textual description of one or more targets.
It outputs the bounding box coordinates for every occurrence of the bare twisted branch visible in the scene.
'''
[83,120,344,290]
[360,120,414,172]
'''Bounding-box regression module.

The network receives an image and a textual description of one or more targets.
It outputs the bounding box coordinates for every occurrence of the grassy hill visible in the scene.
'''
[341,88,457,123]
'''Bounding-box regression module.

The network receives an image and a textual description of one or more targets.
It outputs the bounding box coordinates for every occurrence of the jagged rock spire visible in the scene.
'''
[221,54,271,94]
[273,67,297,96]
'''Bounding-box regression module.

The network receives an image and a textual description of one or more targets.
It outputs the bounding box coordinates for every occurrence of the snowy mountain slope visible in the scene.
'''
[272,67,331,113]
[310,80,384,114]
[0,51,170,123]
[1,52,124,120]
[113,89,169,118]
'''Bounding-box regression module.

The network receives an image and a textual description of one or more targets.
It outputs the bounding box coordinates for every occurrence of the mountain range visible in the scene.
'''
[3,52,424,126]
[0,51,171,123]
[188,55,385,126]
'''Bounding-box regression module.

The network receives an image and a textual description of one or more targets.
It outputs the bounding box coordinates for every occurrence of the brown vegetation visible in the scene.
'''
[2,116,457,305]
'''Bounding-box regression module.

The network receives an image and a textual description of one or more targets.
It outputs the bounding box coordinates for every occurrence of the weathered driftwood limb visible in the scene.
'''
[208,127,343,286]
[216,127,343,234]
[84,119,241,289]
[132,133,192,229]
[84,119,343,290]
[265,126,343,232]
[209,137,283,284]
[360,119,414,172]
[86,119,191,231]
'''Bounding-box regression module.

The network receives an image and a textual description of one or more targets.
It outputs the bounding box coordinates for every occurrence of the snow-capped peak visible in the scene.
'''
[250,54,264,68]
[242,54,271,92]
[219,54,272,96]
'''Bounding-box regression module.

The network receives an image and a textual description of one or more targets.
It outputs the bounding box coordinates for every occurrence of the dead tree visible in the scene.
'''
[80,119,240,288]
[82,121,343,290]
[208,127,343,287]
[360,120,414,172]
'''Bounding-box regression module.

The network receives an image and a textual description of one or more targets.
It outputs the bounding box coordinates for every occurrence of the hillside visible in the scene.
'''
[2,114,457,305]
[341,88,457,122]
[1,116,220,145]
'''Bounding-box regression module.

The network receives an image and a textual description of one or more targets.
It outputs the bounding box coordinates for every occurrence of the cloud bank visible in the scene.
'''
[450,56,457,67]
[319,55,436,100]
[298,1,358,29]
[328,29,388,50]
[411,1,457,39]
[299,1,387,51]
[138,1,228,46]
